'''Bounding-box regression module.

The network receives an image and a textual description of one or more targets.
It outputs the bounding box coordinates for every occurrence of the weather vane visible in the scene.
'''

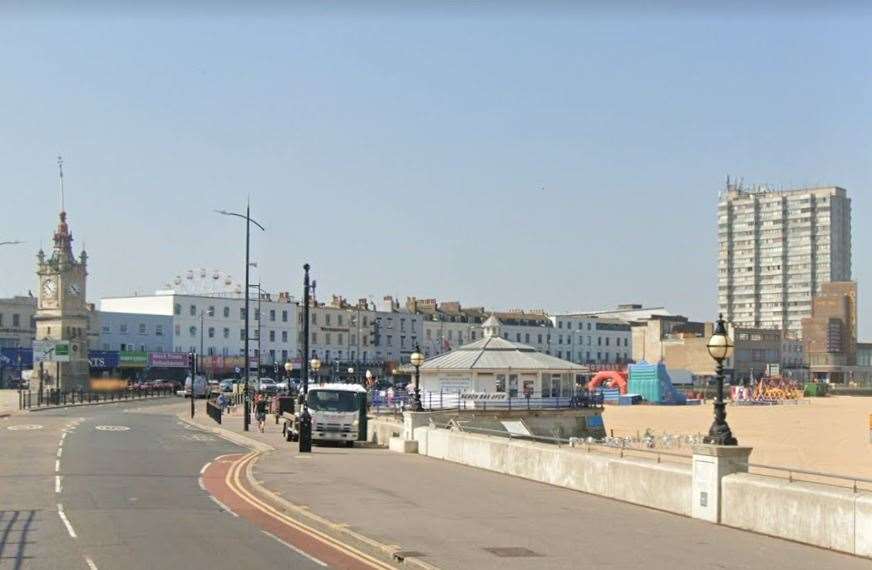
[57,155,65,212]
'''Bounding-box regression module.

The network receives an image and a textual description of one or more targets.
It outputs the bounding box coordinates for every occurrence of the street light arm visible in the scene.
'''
[0,240,24,246]
[214,209,265,231]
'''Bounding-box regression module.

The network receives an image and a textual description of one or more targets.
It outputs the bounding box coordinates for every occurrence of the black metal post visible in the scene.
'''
[704,315,737,446]
[411,344,423,412]
[38,361,44,407]
[243,205,251,431]
[299,263,313,453]
[190,350,196,419]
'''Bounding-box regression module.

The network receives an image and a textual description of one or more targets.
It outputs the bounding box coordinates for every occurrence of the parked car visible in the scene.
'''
[258,377,277,395]
[275,379,289,393]
[219,379,235,393]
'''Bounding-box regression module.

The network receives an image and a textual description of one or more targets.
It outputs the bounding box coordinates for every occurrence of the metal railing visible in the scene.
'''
[19,387,176,410]
[370,390,603,415]
[745,462,872,493]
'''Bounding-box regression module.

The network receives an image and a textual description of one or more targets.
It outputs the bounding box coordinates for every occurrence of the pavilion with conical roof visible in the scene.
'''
[417,315,588,404]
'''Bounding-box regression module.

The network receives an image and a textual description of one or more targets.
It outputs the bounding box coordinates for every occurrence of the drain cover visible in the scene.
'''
[483,547,541,558]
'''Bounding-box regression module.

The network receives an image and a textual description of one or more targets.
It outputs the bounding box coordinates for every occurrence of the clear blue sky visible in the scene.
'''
[1,4,870,337]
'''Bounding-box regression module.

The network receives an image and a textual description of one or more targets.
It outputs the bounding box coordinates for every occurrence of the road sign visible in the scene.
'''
[54,342,71,362]
[33,340,70,362]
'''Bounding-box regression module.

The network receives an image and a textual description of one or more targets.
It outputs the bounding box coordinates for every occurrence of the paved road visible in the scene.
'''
[0,398,324,570]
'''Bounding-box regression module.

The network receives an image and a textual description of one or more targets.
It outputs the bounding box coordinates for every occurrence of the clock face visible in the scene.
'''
[68,283,82,296]
[42,279,57,298]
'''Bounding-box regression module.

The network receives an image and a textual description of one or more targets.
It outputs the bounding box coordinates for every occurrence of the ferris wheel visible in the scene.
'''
[164,268,242,296]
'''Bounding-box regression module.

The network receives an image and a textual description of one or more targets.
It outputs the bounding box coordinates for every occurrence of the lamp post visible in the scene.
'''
[703,314,737,446]
[409,345,424,412]
[299,263,318,453]
[310,357,321,384]
[284,360,293,391]
[189,350,196,419]
[347,366,355,384]
[216,204,265,432]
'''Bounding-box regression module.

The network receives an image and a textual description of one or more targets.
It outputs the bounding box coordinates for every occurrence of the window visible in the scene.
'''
[208,327,215,338]
[281,349,288,361]
[516,333,521,342]
[224,306,230,318]
[509,374,518,397]
[120,324,128,334]
[254,309,260,321]
[208,305,215,317]
[190,326,197,337]
[311,332,318,343]
[326,314,331,326]
[189,305,196,316]
[101,324,110,333]
[282,310,288,322]
[281,331,288,342]
[174,303,181,315]
[240,329,245,340]
[269,330,275,342]
[338,333,344,345]
[386,335,393,347]
[496,374,506,393]
[338,315,343,326]
[426,329,432,339]
[270,310,275,322]
[240,308,245,320]
[605,338,610,346]
[13,314,20,327]
[156,325,164,336]
[175,324,181,336]
[139,323,146,335]
[223,328,230,339]
[325,333,332,345]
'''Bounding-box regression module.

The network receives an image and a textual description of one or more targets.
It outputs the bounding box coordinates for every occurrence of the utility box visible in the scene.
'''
[691,445,753,523]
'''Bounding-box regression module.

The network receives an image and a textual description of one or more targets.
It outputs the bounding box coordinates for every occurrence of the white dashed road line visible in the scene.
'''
[208,495,239,517]
[57,448,63,458]
[55,460,61,473]
[55,475,62,493]
[261,531,328,567]
[84,556,98,569]
[57,503,77,538]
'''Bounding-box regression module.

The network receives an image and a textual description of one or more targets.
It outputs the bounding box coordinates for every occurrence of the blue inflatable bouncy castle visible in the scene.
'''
[628,361,687,405]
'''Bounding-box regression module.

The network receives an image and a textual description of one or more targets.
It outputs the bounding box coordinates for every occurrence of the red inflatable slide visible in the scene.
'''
[587,370,629,394]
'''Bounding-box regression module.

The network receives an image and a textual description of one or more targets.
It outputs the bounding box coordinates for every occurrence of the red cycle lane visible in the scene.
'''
[202,453,399,570]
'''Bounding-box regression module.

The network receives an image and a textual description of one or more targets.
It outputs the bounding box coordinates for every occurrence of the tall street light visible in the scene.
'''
[299,263,317,453]
[216,204,265,432]
[409,345,424,412]
[703,314,737,446]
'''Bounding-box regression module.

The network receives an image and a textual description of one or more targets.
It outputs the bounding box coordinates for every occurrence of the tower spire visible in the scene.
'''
[57,155,65,213]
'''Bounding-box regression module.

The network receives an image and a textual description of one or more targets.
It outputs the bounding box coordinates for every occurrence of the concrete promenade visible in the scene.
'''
[0,389,20,417]
[190,408,872,570]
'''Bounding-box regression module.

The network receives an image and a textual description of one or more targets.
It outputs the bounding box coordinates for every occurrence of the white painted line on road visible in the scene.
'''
[55,460,61,472]
[200,462,212,475]
[55,475,62,493]
[84,556,98,570]
[198,477,206,491]
[208,495,239,517]
[262,531,328,567]
[57,504,77,538]
[61,432,67,441]
[57,448,63,458]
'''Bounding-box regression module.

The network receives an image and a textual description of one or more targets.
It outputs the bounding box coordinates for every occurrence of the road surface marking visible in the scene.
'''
[7,424,43,430]
[227,453,395,570]
[198,477,206,491]
[95,425,130,431]
[55,475,62,493]
[57,448,63,458]
[262,530,328,567]
[55,460,60,472]
[84,556,98,570]
[57,503,77,538]
[61,432,67,441]
[209,495,239,517]
[200,462,212,475]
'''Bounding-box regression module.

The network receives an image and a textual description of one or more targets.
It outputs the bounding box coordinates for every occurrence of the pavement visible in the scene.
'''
[188,408,872,570]
[0,389,20,417]
[0,397,328,569]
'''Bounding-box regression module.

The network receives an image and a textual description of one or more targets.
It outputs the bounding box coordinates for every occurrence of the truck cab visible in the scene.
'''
[285,383,367,445]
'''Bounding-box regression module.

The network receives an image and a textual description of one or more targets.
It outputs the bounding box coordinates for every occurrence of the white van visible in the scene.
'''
[185,374,209,398]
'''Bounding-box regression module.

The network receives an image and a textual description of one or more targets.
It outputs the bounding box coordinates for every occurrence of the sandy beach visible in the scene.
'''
[603,396,872,477]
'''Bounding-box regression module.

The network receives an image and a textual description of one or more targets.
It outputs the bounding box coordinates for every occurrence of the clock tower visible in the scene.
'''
[35,205,90,390]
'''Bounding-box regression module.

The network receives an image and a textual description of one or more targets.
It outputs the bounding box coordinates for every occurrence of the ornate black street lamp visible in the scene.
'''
[409,345,424,412]
[703,314,737,446]
[299,263,316,453]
